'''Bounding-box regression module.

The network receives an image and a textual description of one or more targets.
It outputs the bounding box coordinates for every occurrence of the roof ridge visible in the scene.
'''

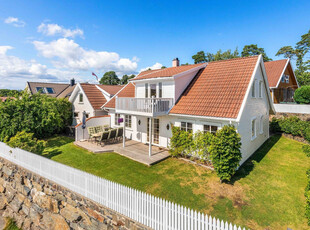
[207,55,259,64]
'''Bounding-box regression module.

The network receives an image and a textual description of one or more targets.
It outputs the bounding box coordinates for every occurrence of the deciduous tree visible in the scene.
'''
[99,71,120,85]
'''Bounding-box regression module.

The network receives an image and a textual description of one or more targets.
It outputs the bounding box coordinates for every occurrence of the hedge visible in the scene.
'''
[294,85,310,104]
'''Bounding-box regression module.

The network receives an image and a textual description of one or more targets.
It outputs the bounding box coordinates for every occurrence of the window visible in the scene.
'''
[150,84,156,97]
[159,83,162,98]
[251,80,256,98]
[85,113,89,118]
[181,122,193,132]
[281,75,285,82]
[260,116,264,134]
[115,114,121,126]
[204,125,218,134]
[125,115,132,128]
[145,83,148,98]
[285,75,289,83]
[36,87,46,94]
[251,118,257,140]
[46,87,55,94]
[79,93,83,103]
[259,81,263,98]
[73,112,79,117]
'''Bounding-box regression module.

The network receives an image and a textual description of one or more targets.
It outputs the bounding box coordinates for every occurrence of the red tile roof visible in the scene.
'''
[103,82,135,109]
[133,63,205,80]
[0,97,8,102]
[80,84,108,110]
[170,56,259,119]
[97,85,123,96]
[264,59,288,88]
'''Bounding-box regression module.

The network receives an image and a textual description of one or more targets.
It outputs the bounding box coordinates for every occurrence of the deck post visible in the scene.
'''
[149,117,152,157]
[123,114,125,148]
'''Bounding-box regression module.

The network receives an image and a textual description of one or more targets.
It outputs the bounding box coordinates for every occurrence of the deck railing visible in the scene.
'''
[116,97,174,116]
[0,141,247,230]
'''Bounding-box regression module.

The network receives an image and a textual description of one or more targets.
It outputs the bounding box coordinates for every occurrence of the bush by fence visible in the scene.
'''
[294,85,310,104]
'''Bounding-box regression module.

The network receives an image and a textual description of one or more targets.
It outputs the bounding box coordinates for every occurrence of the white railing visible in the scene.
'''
[0,142,247,230]
[116,97,174,117]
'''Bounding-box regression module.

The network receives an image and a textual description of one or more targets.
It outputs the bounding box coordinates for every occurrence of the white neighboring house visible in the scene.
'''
[102,55,275,165]
[69,83,123,126]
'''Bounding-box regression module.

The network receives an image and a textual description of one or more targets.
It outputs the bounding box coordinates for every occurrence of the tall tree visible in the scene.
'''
[120,74,135,85]
[192,51,207,64]
[275,46,296,59]
[99,71,120,85]
[241,44,272,62]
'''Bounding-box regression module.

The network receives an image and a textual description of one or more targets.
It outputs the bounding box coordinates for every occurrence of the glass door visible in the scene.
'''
[147,118,160,144]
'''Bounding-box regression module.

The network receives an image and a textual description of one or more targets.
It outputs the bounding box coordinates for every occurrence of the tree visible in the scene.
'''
[209,125,242,182]
[0,89,21,97]
[120,74,135,85]
[161,66,167,69]
[294,85,310,104]
[241,44,272,62]
[276,46,296,59]
[99,71,120,85]
[192,51,207,64]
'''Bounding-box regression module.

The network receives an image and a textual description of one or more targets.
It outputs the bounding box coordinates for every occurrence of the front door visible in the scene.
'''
[147,118,159,144]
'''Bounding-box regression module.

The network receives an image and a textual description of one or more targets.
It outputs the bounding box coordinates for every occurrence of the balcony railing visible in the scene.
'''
[115,97,174,117]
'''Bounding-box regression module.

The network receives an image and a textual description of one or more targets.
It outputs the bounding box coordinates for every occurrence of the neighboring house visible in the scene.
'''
[102,55,275,165]
[25,79,76,99]
[69,83,123,125]
[264,59,299,103]
[0,97,14,102]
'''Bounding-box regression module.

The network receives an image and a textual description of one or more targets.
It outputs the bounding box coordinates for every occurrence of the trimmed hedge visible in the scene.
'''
[270,116,310,143]
[294,85,310,104]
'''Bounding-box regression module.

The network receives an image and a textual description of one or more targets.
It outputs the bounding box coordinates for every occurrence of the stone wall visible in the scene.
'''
[0,157,150,230]
[270,112,310,121]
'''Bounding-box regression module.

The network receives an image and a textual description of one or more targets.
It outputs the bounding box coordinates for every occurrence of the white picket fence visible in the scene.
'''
[0,141,247,230]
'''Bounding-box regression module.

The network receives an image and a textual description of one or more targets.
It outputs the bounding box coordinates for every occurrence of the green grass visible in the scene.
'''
[3,218,20,230]
[43,135,309,229]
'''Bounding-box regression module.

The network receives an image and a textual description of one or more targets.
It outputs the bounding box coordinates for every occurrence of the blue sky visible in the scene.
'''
[0,0,309,89]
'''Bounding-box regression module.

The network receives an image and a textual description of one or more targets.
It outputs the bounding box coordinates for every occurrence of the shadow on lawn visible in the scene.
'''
[43,136,74,159]
[230,134,281,184]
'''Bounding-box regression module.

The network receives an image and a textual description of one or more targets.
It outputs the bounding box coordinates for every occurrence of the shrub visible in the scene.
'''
[0,92,72,141]
[306,169,310,225]
[278,116,303,136]
[270,117,281,133]
[169,126,193,157]
[294,85,310,104]
[209,125,242,182]
[193,131,214,161]
[6,131,46,154]
[303,145,310,158]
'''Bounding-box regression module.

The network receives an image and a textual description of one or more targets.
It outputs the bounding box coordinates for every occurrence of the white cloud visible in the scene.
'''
[140,62,163,72]
[33,38,138,75]
[37,23,84,38]
[0,45,78,89]
[4,17,25,27]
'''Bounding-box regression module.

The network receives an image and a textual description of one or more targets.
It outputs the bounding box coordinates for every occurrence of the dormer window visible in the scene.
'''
[46,87,55,94]
[36,87,46,94]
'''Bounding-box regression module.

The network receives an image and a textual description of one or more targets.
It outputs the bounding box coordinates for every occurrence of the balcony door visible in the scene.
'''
[147,118,159,144]
[150,84,157,98]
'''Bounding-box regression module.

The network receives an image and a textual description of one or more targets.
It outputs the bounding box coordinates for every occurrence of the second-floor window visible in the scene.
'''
[181,122,193,132]
[145,83,148,98]
[79,93,83,103]
[150,84,156,97]
[159,82,162,98]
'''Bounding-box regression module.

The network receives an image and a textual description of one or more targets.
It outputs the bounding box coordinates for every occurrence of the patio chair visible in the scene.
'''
[95,126,104,134]
[116,127,123,142]
[108,128,117,143]
[99,131,110,146]
[87,127,97,141]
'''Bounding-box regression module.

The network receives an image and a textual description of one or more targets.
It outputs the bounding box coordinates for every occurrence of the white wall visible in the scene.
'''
[135,80,175,99]
[274,104,310,114]
[238,64,270,165]
[71,87,95,126]
[75,116,111,141]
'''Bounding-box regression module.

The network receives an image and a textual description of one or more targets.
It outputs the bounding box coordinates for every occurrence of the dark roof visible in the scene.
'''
[170,56,259,119]
[26,82,75,98]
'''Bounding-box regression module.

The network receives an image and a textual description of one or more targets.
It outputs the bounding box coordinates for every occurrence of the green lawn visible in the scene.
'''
[43,135,309,229]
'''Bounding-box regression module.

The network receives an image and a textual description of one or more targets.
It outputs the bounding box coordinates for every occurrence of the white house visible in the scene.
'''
[69,83,123,125]
[102,55,275,165]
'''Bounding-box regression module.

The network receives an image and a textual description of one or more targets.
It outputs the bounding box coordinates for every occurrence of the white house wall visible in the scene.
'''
[135,80,175,99]
[237,64,270,165]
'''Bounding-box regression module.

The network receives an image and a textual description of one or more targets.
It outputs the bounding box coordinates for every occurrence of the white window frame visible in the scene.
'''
[115,113,121,126]
[203,124,218,134]
[259,115,264,134]
[181,122,193,132]
[251,80,257,98]
[125,115,132,128]
[251,117,257,141]
[79,93,84,103]
[258,81,263,98]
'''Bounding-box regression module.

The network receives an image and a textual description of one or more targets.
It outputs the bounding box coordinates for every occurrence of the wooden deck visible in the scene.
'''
[74,140,170,166]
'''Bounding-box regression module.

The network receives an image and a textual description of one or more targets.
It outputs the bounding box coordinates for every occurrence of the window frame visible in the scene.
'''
[79,93,84,103]
[181,122,193,132]
[73,112,79,118]
[36,87,46,94]
[203,124,218,134]
[259,115,264,134]
[145,83,148,98]
[251,117,257,140]
[251,80,257,98]
[115,113,121,126]
[46,87,55,94]
[258,81,263,98]
[158,82,162,98]
[285,75,289,83]
[125,115,132,128]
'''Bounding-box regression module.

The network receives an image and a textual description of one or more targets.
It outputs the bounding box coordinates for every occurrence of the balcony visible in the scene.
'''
[115,97,174,117]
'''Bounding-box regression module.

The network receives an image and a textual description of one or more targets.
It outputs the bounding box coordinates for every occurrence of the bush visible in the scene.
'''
[193,131,214,161]
[209,125,242,182]
[306,169,310,226]
[169,126,193,157]
[294,85,310,104]
[6,131,46,154]
[270,117,281,133]
[0,92,72,141]
[278,116,303,136]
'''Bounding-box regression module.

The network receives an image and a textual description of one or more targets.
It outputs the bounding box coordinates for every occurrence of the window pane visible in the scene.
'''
[125,115,131,128]
[252,119,255,137]
[252,81,255,97]
[36,87,46,94]
[150,84,156,97]
[181,122,186,131]
[46,87,55,94]
[203,125,210,133]
[187,123,192,131]
[145,83,148,98]
[154,118,159,144]
[79,94,83,102]
[159,83,162,98]
[74,112,79,117]
[211,126,218,133]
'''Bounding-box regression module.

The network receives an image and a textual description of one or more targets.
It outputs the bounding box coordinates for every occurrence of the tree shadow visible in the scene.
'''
[45,136,74,148]
[43,149,62,159]
[230,134,281,184]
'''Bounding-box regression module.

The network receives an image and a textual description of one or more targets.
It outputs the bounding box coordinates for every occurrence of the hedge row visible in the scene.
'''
[270,116,310,143]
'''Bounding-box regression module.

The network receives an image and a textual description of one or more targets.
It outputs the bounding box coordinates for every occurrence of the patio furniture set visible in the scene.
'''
[87,125,124,146]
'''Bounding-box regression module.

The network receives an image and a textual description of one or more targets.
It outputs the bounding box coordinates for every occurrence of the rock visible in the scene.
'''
[5,186,16,202]
[0,178,5,193]
[86,207,105,223]
[60,204,91,225]
[29,205,43,226]
[40,212,70,230]
[9,193,25,213]
[0,216,7,230]
[23,177,32,189]
[32,181,43,192]
[0,194,8,210]
[21,204,30,216]
[2,165,13,176]
[33,190,54,211]
[23,217,32,229]
[54,194,66,202]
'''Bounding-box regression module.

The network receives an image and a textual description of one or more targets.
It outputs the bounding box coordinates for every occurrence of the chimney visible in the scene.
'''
[172,58,179,67]
[70,78,75,86]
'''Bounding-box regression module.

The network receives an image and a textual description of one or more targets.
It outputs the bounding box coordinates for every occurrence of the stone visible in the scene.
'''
[29,205,43,226]
[60,204,91,225]
[5,186,16,202]
[0,184,5,193]
[32,181,42,192]
[54,193,66,202]
[40,212,70,230]
[0,194,8,209]
[9,193,25,213]
[23,177,32,189]
[32,190,54,211]
[21,204,30,216]
[0,216,7,230]
[86,207,105,223]
[2,165,13,176]
[23,217,32,229]
[43,186,53,196]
